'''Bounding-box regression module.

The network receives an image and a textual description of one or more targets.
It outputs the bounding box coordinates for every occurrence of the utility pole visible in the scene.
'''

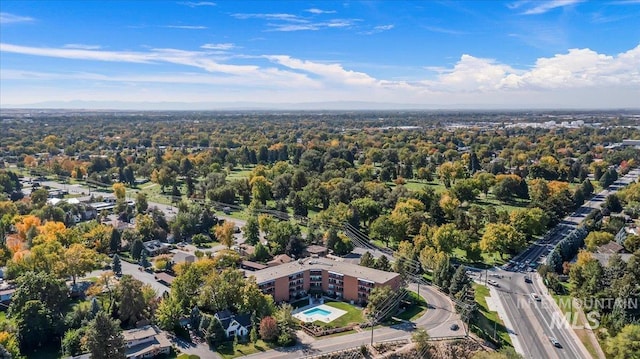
[370,318,374,346]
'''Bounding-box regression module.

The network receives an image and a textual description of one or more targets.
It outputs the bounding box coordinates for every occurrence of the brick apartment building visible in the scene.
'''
[250,257,402,304]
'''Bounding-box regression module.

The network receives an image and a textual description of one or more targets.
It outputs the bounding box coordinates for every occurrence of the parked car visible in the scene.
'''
[450,323,459,331]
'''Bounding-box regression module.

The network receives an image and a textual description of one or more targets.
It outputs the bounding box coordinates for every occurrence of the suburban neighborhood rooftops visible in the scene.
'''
[122,325,158,342]
[250,257,400,284]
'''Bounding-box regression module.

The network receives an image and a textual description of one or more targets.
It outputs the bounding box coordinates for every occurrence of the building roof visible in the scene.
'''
[305,245,328,254]
[154,272,176,285]
[122,325,158,342]
[241,260,267,271]
[214,310,252,330]
[172,251,195,263]
[267,254,293,266]
[143,240,170,252]
[251,257,400,285]
[597,241,624,254]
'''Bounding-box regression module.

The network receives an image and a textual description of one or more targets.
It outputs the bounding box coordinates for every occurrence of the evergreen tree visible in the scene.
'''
[130,238,144,260]
[109,229,121,253]
[85,311,126,359]
[449,265,471,297]
[112,254,122,275]
[207,318,227,345]
[359,251,375,267]
[374,255,391,271]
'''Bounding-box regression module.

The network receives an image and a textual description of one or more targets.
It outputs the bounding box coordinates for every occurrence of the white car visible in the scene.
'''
[531,293,541,302]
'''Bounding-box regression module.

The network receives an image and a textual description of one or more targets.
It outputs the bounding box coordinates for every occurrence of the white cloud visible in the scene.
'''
[231,13,304,22]
[361,24,394,35]
[267,55,377,86]
[164,25,208,29]
[0,12,34,24]
[425,44,640,91]
[179,1,216,7]
[63,44,102,50]
[1,43,639,108]
[306,8,336,14]
[201,43,236,50]
[519,0,584,15]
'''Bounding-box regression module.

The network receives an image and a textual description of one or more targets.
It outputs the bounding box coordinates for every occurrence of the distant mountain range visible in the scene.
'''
[5,100,637,111]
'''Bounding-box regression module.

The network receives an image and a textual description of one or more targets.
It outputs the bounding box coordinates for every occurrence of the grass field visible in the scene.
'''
[314,301,364,328]
[177,354,201,359]
[216,339,274,359]
[473,284,512,346]
[396,291,428,321]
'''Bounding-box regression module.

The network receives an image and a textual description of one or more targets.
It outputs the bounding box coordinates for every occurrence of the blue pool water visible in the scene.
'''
[303,307,331,317]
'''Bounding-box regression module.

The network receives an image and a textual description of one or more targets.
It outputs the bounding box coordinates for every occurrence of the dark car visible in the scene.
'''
[450,323,459,331]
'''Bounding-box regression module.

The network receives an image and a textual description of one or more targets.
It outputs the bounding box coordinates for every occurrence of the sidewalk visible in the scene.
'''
[485,286,526,356]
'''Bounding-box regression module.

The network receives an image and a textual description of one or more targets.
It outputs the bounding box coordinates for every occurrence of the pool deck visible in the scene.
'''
[293,302,347,323]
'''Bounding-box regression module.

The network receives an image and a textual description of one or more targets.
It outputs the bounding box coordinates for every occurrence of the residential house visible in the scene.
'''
[143,240,171,256]
[214,310,252,338]
[122,325,171,359]
[172,251,195,265]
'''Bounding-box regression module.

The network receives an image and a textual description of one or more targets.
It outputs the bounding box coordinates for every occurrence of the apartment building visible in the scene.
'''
[251,257,402,304]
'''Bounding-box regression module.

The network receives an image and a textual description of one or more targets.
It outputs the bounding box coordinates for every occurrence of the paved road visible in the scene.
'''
[242,284,463,359]
[493,168,640,359]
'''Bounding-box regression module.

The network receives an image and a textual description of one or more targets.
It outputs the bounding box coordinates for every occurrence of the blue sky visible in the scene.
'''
[1,0,639,109]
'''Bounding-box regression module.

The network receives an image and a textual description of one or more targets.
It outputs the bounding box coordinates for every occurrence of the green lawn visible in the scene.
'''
[315,301,364,328]
[177,354,201,359]
[396,291,428,321]
[226,168,253,181]
[473,284,512,346]
[216,340,274,359]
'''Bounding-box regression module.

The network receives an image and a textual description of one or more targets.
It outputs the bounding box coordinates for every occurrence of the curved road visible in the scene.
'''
[242,284,462,359]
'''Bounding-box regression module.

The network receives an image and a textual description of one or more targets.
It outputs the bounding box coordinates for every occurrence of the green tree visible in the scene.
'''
[8,271,68,317]
[431,223,461,253]
[15,300,54,349]
[606,324,640,359]
[109,228,121,253]
[250,326,259,344]
[449,265,471,297]
[480,223,526,258]
[84,311,126,359]
[130,238,144,260]
[604,194,623,213]
[360,251,375,267]
[243,216,260,246]
[156,295,183,330]
[351,197,381,227]
[135,192,148,214]
[366,286,396,322]
[374,255,391,271]
[62,328,85,357]
[62,243,98,286]
[253,242,270,262]
[585,231,614,251]
[116,275,147,327]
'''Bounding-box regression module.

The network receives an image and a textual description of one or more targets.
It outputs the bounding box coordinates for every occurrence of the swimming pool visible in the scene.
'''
[302,307,331,317]
[294,304,348,323]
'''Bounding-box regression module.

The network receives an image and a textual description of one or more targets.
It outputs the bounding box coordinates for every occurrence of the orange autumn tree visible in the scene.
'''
[15,215,41,240]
